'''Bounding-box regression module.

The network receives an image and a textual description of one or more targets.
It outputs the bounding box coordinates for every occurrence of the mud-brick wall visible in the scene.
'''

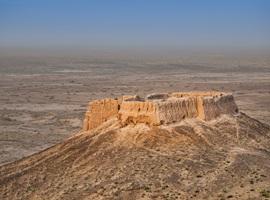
[82,93,239,131]
[156,94,238,123]
[118,101,159,125]
[83,98,119,131]
[202,94,238,121]
[157,97,199,124]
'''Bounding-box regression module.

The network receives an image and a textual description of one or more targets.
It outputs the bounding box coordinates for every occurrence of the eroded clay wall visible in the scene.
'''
[83,98,119,131]
[202,94,238,120]
[172,91,224,98]
[118,101,159,125]
[157,97,199,124]
[82,92,239,131]
[168,93,238,121]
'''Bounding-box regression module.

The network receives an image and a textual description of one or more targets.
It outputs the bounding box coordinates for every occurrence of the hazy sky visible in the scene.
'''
[0,0,270,49]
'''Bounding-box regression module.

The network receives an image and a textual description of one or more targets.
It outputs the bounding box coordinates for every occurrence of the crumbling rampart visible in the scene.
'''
[83,92,238,131]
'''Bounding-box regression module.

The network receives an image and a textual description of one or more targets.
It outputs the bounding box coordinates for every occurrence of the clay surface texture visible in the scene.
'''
[83,92,238,130]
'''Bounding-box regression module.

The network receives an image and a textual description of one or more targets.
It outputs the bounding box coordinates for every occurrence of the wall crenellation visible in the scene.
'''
[83,92,239,131]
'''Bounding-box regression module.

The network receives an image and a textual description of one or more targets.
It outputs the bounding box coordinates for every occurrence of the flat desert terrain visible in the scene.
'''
[0,53,270,165]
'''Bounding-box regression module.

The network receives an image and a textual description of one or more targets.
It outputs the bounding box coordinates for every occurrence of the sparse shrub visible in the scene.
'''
[162,185,169,190]
[26,185,35,192]
[3,117,13,121]
[144,186,150,192]
[260,189,270,198]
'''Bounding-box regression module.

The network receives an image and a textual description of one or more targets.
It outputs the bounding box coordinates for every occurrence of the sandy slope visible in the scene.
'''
[0,113,270,200]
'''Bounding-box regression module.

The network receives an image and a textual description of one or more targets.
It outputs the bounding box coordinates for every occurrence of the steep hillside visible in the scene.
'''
[0,92,270,200]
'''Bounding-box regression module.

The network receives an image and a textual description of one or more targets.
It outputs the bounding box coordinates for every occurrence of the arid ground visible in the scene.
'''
[0,52,270,165]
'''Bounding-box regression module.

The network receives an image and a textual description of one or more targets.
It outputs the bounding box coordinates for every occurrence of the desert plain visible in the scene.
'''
[0,51,269,166]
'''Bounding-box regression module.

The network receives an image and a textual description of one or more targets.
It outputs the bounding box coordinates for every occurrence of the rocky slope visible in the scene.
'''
[0,93,270,200]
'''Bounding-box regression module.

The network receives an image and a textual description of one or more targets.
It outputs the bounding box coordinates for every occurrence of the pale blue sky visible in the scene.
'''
[0,0,269,49]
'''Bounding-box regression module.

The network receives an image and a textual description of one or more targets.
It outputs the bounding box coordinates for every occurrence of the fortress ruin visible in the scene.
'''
[83,92,239,131]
